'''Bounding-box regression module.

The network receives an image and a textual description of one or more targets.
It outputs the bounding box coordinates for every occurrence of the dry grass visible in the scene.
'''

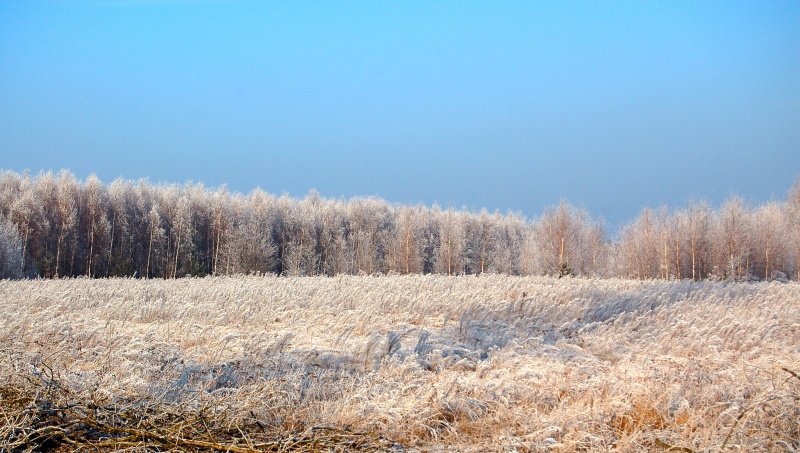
[1,275,798,452]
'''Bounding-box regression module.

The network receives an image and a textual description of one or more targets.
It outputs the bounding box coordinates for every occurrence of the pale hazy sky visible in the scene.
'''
[2,1,799,229]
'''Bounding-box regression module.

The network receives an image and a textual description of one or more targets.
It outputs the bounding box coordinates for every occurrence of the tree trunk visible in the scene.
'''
[107,212,116,277]
[173,225,181,279]
[87,219,94,278]
[213,209,222,276]
[146,226,154,279]
[55,232,62,278]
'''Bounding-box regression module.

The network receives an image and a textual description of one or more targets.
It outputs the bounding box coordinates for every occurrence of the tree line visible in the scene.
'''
[0,169,798,281]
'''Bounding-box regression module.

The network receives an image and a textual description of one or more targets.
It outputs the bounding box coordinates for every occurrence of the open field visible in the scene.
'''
[1,275,799,452]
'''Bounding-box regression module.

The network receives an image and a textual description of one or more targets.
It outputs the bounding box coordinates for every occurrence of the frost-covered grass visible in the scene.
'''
[1,275,799,451]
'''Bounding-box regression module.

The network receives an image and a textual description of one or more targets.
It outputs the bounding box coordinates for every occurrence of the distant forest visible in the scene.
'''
[0,170,798,281]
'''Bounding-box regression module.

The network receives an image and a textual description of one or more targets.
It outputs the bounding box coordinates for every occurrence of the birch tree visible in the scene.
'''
[788,178,800,280]
[619,208,659,279]
[80,174,110,277]
[0,218,23,279]
[386,205,423,274]
[751,201,788,279]
[210,186,230,275]
[493,212,526,275]
[10,177,42,276]
[107,178,137,277]
[686,200,711,280]
[472,209,499,274]
[537,201,586,277]
[277,194,318,276]
[715,197,752,280]
[318,198,348,276]
[348,197,391,275]
[145,205,165,279]
[171,190,193,278]
[434,207,464,275]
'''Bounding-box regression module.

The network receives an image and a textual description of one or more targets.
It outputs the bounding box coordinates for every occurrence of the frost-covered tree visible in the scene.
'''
[686,200,712,280]
[171,188,194,278]
[492,211,526,275]
[80,174,110,277]
[463,209,499,274]
[619,208,659,279]
[536,201,600,277]
[0,218,23,279]
[217,192,276,275]
[9,175,44,276]
[434,206,464,275]
[316,198,348,276]
[153,184,193,278]
[386,205,424,274]
[209,186,230,275]
[714,197,752,280]
[586,219,608,277]
[788,178,800,280]
[32,171,58,277]
[346,197,392,275]
[107,177,137,277]
[520,227,540,276]
[275,194,317,276]
[751,201,789,280]
[145,205,165,279]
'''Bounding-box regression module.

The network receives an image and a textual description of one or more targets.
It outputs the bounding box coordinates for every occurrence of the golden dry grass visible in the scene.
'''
[1,275,799,451]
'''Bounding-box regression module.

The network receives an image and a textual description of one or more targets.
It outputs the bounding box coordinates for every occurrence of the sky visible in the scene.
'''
[1,1,799,230]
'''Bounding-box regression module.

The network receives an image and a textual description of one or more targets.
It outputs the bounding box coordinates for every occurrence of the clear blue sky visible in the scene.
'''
[2,1,799,229]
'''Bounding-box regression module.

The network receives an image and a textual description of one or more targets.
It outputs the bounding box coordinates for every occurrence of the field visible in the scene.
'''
[1,275,799,452]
